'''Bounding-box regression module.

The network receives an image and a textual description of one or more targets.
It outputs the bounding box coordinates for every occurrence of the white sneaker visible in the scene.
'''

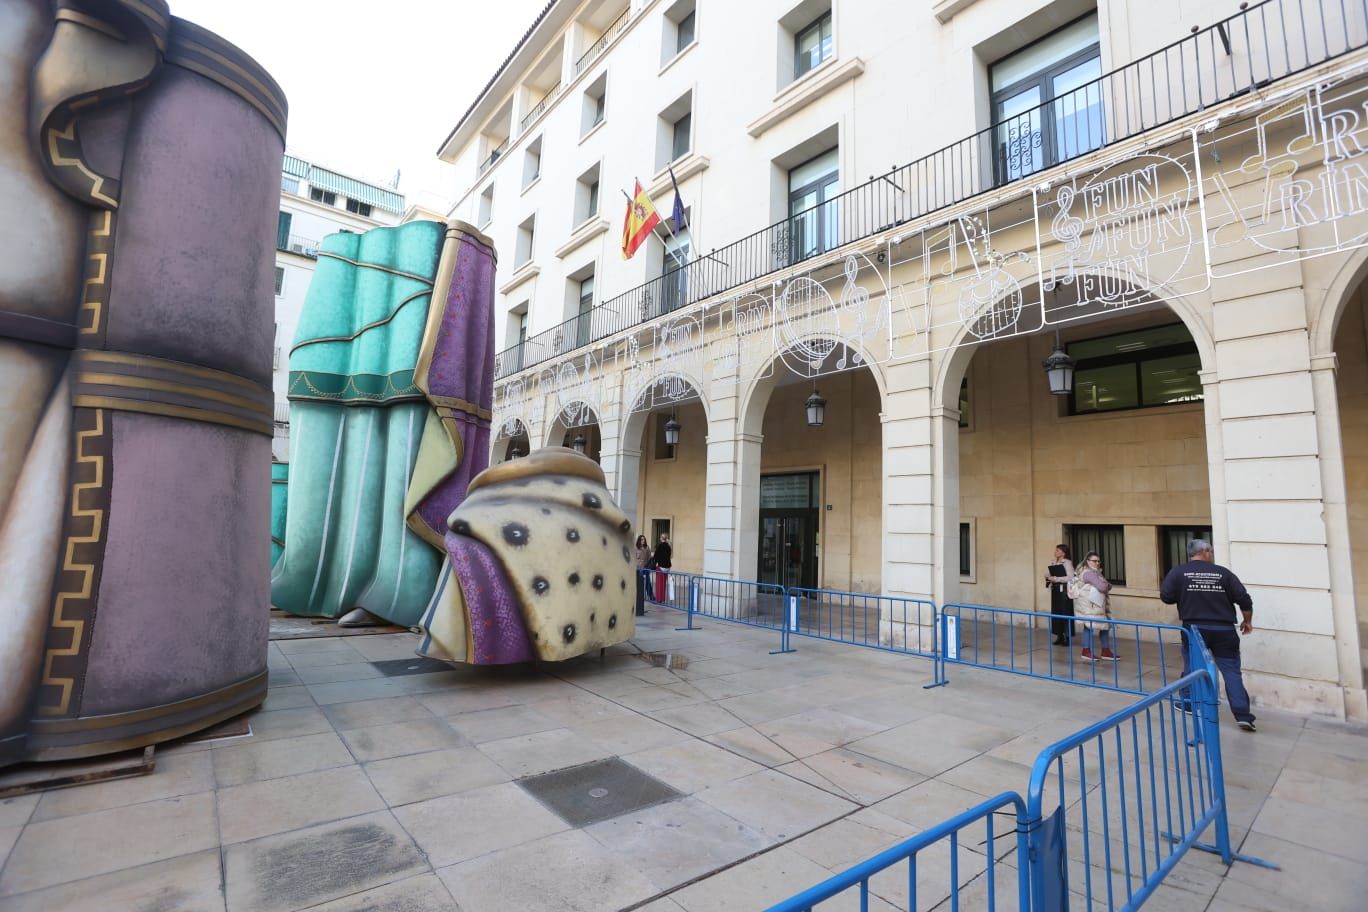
[1237,720,1257,732]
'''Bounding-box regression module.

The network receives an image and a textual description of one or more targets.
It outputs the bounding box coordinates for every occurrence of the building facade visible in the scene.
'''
[438,0,1368,720]
[273,155,406,459]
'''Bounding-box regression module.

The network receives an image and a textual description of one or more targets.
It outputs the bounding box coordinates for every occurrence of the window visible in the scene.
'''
[990,14,1103,183]
[310,187,337,206]
[957,376,970,429]
[654,414,676,461]
[677,10,696,50]
[478,185,494,227]
[1068,323,1203,415]
[656,91,693,170]
[515,214,536,267]
[959,521,974,578]
[508,304,529,373]
[577,274,595,346]
[523,136,543,188]
[788,147,839,261]
[281,175,299,194]
[794,10,833,78]
[276,211,292,250]
[575,163,601,225]
[274,266,285,296]
[1068,525,1126,586]
[651,517,673,544]
[660,225,690,314]
[345,198,373,217]
[662,0,697,63]
[672,112,692,161]
[582,74,608,135]
[1161,526,1212,577]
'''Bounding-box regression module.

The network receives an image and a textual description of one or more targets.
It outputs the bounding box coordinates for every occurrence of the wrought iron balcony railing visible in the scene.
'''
[495,0,1368,381]
[574,7,630,77]
[520,82,561,132]
[477,139,508,177]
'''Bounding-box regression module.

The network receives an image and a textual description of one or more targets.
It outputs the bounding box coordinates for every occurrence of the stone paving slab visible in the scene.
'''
[0,610,1365,910]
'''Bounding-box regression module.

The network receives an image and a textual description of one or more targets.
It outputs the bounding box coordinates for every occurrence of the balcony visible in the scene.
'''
[520,83,562,132]
[574,7,629,77]
[477,140,508,177]
[494,0,1368,382]
[278,235,320,259]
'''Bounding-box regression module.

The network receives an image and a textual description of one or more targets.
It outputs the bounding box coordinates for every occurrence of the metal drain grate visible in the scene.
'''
[516,757,681,827]
[368,657,460,677]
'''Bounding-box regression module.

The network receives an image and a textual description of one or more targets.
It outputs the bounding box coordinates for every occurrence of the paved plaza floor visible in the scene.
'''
[0,609,1365,911]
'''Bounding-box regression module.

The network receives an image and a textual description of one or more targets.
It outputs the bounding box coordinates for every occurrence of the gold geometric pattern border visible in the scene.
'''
[39,408,112,717]
[79,209,114,339]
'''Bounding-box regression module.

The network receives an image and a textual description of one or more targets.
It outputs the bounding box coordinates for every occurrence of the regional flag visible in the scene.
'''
[668,165,687,231]
[621,180,661,259]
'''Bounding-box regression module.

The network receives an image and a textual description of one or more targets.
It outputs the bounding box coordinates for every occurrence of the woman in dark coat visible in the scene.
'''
[634,534,651,615]
[1044,543,1076,646]
[652,533,673,602]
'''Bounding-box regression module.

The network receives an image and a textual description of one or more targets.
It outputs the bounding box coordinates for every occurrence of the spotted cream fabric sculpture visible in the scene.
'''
[419,449,637,664]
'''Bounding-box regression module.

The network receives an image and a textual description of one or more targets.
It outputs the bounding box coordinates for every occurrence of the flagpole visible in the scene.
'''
[621,186,686,269]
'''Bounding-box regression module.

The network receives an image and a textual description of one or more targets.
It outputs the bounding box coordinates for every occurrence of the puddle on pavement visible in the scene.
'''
[639,651,689,670]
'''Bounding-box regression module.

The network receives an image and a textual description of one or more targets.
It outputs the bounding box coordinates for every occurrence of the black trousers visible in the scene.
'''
[635,569,646,613]
[1049,585,1076,637]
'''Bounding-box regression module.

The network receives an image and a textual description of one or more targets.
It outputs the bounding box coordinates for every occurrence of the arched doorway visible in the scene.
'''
[1330,275,1368,694]
[619,376,708,575]
[738,340,886,593]
[935,284,1216,630]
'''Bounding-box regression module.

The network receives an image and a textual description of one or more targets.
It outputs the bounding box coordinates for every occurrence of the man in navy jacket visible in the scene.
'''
[1160,539,1256,731]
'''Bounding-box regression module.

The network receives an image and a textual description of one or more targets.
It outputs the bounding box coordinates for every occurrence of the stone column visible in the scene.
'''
[1209,279,1357,716]
[881,356,939,651]
[1310,353,1368,719]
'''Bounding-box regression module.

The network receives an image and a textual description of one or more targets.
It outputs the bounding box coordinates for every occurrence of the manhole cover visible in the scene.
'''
[516,757,681,827]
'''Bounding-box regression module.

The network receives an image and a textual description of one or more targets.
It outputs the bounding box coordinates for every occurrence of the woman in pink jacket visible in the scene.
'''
[1073,551,1119,662]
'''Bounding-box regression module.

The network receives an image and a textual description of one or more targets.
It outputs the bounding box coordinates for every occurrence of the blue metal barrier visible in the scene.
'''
[764,791,1030,912]
[641,568,691,615]
[687,574,788,640]
[940,604,1190,695]
[771,633,1273,911]
[781,587,945,683]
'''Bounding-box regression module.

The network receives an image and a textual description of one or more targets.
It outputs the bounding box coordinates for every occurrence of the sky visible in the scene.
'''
[172,0,549,207]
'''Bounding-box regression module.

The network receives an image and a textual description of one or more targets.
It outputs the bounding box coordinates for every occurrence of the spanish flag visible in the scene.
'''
[621,180,661,259]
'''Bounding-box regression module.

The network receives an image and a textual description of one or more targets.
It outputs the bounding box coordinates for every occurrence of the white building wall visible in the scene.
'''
[435,0,1368,718]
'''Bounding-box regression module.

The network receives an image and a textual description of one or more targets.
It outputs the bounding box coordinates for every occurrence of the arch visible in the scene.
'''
[737,332,888,440]
[1310,246,1368,359]
[617,370,711,462]
[543,401,601,449]
[490,418,531,465]
[929,276,1217,415]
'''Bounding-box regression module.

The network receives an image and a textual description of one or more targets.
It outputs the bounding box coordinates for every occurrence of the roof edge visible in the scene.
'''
[436,0,562,162]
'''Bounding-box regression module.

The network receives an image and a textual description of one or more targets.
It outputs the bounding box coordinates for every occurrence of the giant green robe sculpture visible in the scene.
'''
[271,221,498,628]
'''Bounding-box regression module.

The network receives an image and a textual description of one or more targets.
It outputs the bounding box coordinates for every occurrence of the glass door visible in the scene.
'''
[758,510,817,590]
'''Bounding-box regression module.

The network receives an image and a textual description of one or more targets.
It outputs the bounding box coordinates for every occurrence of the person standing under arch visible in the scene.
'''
[652,533,673,602]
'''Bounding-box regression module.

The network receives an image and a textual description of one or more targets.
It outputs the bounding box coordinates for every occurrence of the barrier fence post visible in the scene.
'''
[1194,635,1234,865]
[771,589,797,655]
[923,603,949,689]
[676,575,698,632]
